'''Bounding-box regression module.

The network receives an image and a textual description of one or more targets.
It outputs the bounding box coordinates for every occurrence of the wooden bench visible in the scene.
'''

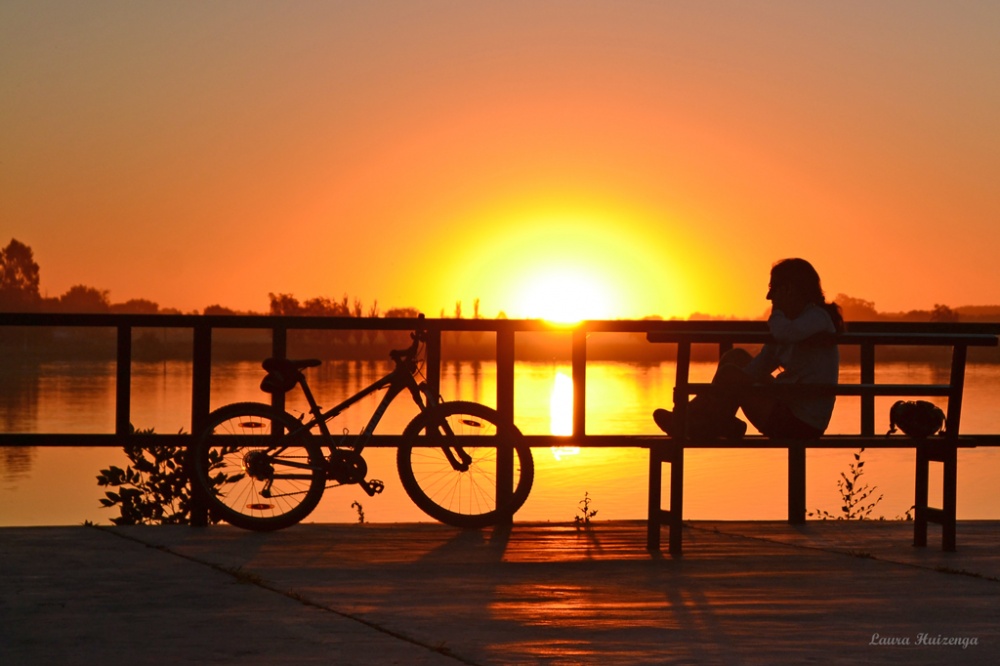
[646,324,1000,555]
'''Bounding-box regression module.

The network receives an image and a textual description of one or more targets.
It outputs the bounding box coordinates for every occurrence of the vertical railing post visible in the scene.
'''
[940,344,966,551]
[189,324,212,527]
[572,328,587,437]
[495,326,515,524]
[425,325,442,406]
[860,342,876,435]
[115,325,132,437]
[672,342,692,435]
[271,326,287,413]
[946,344,968,436]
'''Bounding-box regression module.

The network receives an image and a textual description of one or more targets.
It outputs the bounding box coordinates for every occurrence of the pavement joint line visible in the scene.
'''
[90,524,483,666]
[685,522,1000,582]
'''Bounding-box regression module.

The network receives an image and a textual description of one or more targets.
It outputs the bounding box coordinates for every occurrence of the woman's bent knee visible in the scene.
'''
[720,348,752,368]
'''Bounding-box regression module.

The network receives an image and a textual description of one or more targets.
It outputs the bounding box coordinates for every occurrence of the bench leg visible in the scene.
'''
[669,445,684,555]
[914,446,929,547]
[914,442,958,551]
[647,442,684,555]
[942,444,958,552]
[788,445,806,523]
[647,445,662,551]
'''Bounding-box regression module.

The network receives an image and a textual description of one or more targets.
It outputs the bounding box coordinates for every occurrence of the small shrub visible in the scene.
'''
[575,491,598,527]
[96,424,229,525]
[809,447,884,520]
[351,500,365,524]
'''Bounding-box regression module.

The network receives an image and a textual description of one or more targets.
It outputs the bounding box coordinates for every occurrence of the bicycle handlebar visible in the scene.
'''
[389,314,426,364]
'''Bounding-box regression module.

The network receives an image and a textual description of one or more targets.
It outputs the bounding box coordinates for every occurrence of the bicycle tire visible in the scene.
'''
[192,402,326,531]
[396,401,534,528]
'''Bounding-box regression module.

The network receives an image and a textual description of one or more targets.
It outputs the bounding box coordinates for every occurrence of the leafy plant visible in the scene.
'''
[809,447,884,520]
[351,500,366,524]
[575,491,598,527]
[96,424,229,525]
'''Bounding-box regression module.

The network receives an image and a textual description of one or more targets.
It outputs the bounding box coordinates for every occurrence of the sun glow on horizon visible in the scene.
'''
[514,267,616,323]
[549,371,580,460]
[450,203,703,321]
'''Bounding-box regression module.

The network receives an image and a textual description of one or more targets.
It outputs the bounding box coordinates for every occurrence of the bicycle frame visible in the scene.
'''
[193,324,533,529]
[284,350,428,455]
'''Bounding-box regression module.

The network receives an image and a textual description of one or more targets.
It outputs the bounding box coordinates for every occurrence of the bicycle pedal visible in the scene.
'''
[363,479,385,496]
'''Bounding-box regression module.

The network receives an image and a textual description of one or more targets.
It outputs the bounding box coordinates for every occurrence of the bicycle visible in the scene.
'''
[191,321,534,531]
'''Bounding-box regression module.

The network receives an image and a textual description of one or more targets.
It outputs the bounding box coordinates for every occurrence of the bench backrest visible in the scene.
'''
[647,325,998,438]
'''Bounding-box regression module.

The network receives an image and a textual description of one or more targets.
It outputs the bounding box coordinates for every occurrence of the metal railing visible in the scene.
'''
[2,313,999,449]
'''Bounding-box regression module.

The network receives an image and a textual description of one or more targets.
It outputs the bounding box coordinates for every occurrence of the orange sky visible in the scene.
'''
[3,2,998,319]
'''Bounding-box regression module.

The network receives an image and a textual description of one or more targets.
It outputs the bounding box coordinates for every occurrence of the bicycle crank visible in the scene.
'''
[327,449,368,485]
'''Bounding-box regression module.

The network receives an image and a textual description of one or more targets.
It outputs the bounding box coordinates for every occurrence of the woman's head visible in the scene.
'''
[767,258,844,330]
[767,258,825,306]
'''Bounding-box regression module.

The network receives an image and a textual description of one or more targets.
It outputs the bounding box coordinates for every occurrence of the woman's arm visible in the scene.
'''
[744,344,780,381]
[768,304,834,343]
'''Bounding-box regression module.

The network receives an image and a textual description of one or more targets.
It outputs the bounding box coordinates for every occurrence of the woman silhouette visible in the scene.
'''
[654,258,844,439]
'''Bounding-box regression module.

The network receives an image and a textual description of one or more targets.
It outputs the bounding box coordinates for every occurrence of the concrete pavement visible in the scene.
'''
[3,520,999,664]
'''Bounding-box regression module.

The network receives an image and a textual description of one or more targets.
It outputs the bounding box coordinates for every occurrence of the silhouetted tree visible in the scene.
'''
[834,294,880,321]
[58,285,110,312]
[203,304,239,315]
[930,304,959,322]
[268,293,300,316]
[365,300,380,345]
[0,238,41,311]
[384,307,421,318]
[110,299,159,314]
[300,296,340,317]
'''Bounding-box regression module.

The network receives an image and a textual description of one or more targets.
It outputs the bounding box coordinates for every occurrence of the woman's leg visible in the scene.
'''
[711,348,776,434]
[653,348,757,438]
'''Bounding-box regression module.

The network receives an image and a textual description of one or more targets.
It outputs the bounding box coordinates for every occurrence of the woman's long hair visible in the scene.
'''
[771,258,845,333]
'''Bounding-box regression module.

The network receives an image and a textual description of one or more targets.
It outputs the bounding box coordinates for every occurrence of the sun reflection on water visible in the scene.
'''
[549,371,580,460]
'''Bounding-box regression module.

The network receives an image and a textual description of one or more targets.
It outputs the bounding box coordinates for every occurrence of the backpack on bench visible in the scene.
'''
[886,400,945,438]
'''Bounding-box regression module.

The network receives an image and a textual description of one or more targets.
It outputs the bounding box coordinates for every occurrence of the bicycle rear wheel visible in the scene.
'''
[192,402,326,531]
[396,401,534,528]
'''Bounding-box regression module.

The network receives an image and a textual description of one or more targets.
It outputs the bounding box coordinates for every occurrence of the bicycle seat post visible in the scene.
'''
[296,375,331,435]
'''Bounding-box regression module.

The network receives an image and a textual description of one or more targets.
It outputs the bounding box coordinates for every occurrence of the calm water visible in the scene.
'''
[2,359,999,526]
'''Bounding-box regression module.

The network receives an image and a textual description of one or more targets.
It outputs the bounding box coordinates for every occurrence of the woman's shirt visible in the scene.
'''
[744,303,839,431]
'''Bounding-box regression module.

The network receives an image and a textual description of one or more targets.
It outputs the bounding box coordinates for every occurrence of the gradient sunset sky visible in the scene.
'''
[3,1,998,319]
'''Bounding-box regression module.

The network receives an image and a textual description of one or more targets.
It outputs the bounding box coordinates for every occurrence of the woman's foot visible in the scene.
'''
[652,408,674,436]
[653,407,746,440]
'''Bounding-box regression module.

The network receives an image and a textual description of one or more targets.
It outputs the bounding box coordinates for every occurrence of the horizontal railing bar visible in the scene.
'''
[647,331,998,347]
[678,383,959,397]
[4,433,998,448]
[3,312,998,337]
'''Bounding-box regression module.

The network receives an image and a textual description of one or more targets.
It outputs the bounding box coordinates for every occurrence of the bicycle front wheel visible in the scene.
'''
[397,401,534,528]
[192,402,326,531]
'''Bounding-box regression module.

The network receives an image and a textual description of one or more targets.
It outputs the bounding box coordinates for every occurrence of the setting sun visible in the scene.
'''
[447,202,702,321]
[515,267,615,322]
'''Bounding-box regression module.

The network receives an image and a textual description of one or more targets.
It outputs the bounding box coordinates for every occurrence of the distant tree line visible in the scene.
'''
[0,239,438,318]
[2,238,997,322]
[0,239,175,315]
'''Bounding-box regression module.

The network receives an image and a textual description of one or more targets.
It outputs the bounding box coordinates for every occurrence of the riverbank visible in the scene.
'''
[2,520,998,664]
